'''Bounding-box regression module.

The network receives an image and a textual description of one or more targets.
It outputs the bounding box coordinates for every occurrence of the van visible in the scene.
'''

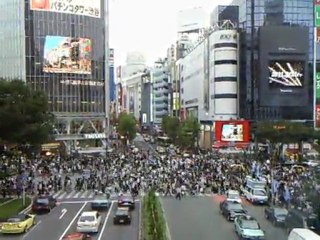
[243,186,268,204]
[288,228,320,240]
[285,209,320,234]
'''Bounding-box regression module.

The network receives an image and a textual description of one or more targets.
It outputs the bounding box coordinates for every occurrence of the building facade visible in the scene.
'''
[180,27,239,122]
[229,0,315,121]
[152,60,170,124]
[0,0,109,154]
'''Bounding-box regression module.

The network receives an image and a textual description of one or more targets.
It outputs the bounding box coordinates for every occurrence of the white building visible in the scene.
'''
[180,26,239,122]
[121,72,144,120]
[121,51,147,78]
[152,59,170,124]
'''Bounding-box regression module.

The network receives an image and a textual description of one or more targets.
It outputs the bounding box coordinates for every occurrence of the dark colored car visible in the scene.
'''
[62,233,92,240]
[91,195,111,211]
[285,208,320,234]
[219,200,247,221]
[264,206,288,226]
[32,195,56,213]
[118,194,135,210]
[113,207,131,225]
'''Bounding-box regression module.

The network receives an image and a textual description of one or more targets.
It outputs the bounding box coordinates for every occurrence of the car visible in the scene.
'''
[113,207,131,225]
[226,190,242,204]
[219,200,247,221]
[264,206,288,226]
[234,215,265,240]
[62,233,92,240]
[118,193,135,210]
[76,211,101,233]
[31,195,56,213]
[1,214,36,234]
[285,208,320,234]
[91,195,111,211]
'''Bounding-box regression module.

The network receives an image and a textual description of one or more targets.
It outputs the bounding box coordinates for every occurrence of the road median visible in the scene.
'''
[0,197,32,221]
[141,190,168,240]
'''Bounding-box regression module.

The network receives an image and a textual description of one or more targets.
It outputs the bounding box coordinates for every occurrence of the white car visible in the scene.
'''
[226,190,242,204]
[76,211,101,233]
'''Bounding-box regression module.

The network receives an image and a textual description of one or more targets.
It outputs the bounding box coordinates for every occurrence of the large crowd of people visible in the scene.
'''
[0,136,320,214]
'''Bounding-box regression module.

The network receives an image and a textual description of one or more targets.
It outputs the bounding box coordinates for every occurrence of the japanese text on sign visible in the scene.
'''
[30,0,101,18]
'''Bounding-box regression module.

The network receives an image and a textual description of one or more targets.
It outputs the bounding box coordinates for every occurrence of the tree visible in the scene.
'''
[0,79,54,145]
[177,117,200,149]
[161,116,180,143]
[117,112,137,141]
[255,121,316,162]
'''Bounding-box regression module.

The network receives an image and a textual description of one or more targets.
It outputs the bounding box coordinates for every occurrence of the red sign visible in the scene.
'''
[316,105,320,128]
[316,0,320,5]
[317,29,320,42]
[215,120,250,143]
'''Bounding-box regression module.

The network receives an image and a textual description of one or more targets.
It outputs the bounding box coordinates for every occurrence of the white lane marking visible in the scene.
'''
[59,208,68,220]
[60,199,141,204]
[22,220,42,240]
[160,198,172,240]
[53,190,63,199]
[58,202,87,240]
[97,202,114,240]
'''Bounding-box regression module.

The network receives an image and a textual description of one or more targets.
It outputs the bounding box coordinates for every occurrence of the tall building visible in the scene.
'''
[152,59,170,124]
[0,0,109,154]
[227,0,315,121]
[210,5,239,26]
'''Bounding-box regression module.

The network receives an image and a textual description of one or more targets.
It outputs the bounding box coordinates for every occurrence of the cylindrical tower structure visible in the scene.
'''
[211,29,239,120]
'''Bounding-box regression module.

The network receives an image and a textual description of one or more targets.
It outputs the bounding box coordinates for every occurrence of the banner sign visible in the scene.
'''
[316,0,320,5]
[30,0,101,18]
[316,72,320,99]
[316,6,320,27]
[316,105,320,128]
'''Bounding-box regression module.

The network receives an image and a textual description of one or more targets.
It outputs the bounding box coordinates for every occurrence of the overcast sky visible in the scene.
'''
[109,0,233,65]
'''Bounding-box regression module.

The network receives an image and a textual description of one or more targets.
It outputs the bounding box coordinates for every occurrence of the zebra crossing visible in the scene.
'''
[52,190,95,200]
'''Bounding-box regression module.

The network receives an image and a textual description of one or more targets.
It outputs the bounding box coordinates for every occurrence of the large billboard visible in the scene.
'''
[268,60,304,88]
[215,120,250,142]
[258,26,309,107]
[43,36,92,74]
[30,0,101,18]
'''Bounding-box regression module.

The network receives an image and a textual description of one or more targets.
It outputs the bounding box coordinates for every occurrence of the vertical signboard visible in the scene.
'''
[315,0,320,128]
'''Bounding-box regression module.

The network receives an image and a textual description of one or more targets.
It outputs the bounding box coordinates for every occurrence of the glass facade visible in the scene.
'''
[233,0,314,121]
[0,0,26,80]
[25,0,106,114]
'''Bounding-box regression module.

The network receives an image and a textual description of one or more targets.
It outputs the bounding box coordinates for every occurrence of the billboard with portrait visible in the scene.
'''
[43,36,92,74]
[215,120,250,142]
[30,0,101,18]
[268,60,304,88]
[221,123,244,142]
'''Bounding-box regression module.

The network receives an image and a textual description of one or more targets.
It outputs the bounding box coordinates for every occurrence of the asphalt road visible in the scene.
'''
[2,200,140,240]
[161,195,287,240]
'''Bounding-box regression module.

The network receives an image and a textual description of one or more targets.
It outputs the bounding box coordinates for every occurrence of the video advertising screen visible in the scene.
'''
[43,36,92,74]
[221,123,244,142]
[268,60,304,88]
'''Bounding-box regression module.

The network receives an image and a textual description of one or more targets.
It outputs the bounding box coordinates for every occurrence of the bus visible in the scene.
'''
[156,136,171,147]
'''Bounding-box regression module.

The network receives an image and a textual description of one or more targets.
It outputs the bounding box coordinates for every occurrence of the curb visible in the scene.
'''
[159,198,172,240]
[19,203,32,214]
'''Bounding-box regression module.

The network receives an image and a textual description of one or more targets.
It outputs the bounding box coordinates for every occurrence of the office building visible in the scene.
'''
[227,0,314,121]
[210,5,239,26]
[0,0,109,154]
[152,59,170,124]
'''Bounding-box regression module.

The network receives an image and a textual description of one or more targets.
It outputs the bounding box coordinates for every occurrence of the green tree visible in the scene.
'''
[0,79,54,145]
[161,116,180,143]
[177,117,200,149]
[117,112,137,141]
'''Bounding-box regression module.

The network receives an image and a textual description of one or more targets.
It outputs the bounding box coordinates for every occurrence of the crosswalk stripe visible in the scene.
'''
[79,191,90,198]
[87,192,94,198]
[57,191,68,199]
[53,190,63,199]
[65,190,77,199]
[73,191,82,198]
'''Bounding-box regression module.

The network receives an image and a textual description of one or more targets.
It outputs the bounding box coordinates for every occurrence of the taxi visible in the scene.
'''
[62,232,92,240]
[1,214,36,234]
